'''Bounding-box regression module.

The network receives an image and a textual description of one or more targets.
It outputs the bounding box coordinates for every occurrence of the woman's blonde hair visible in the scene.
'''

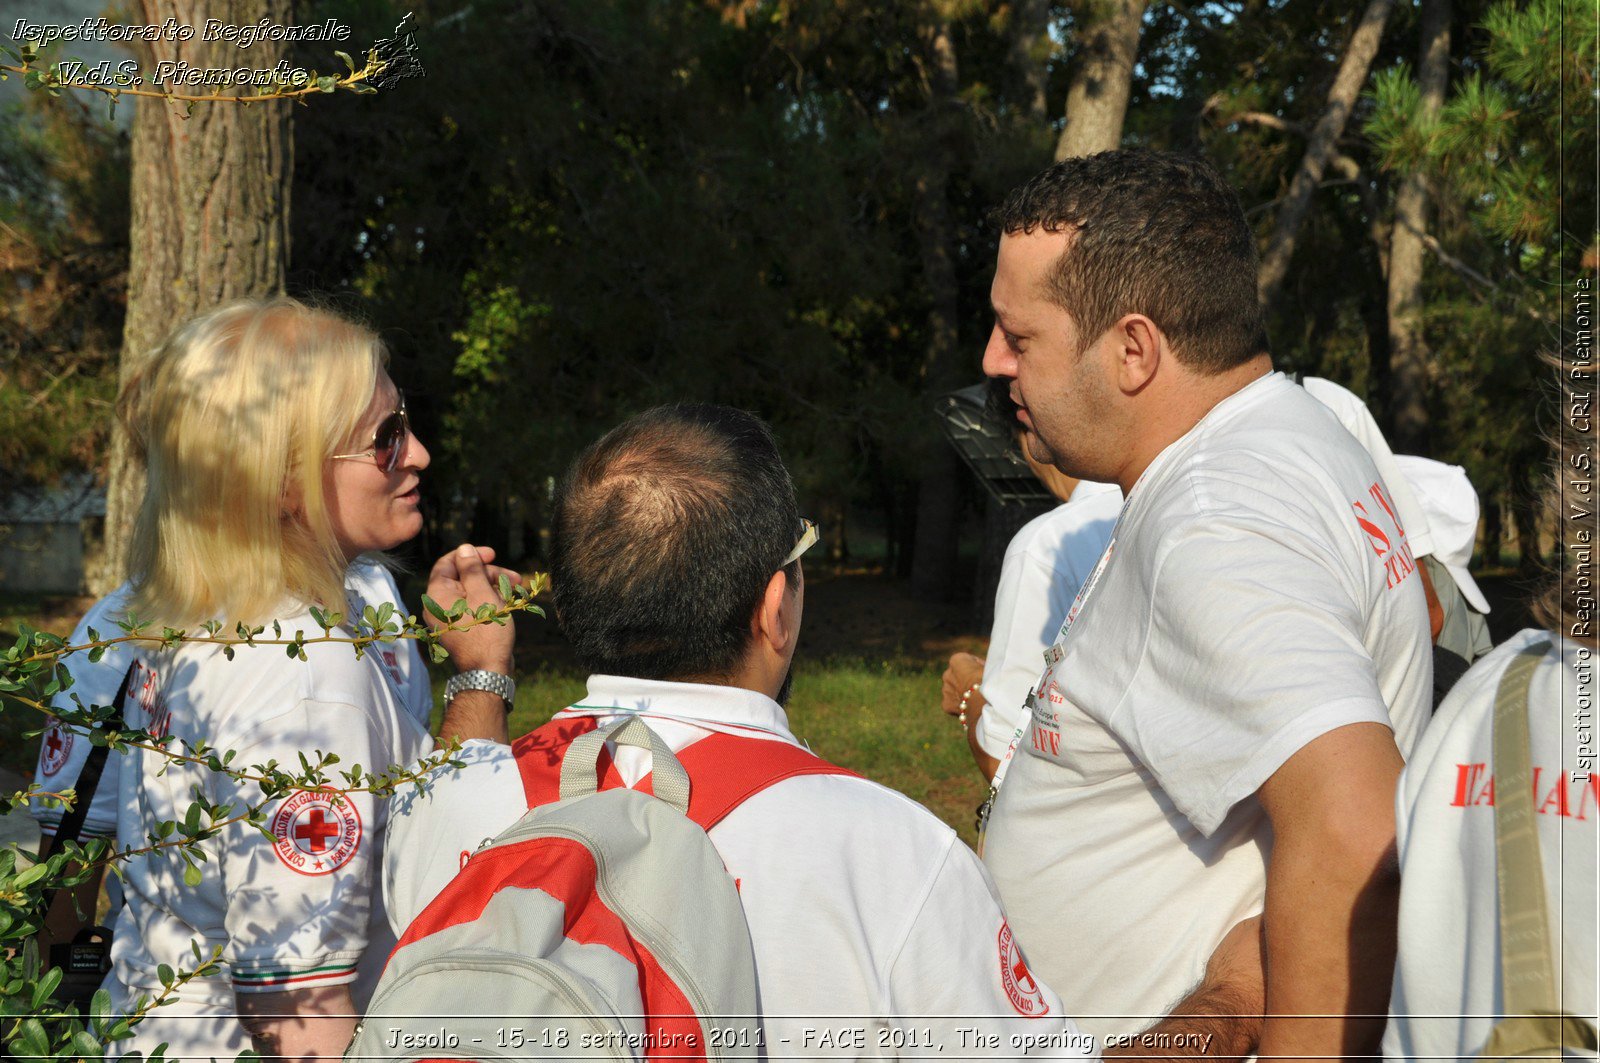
[125,297,387,627]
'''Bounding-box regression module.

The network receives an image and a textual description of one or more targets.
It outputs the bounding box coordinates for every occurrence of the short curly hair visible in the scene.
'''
[992,149,1268,373]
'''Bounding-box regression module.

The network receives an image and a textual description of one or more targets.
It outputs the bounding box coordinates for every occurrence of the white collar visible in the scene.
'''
[557,675,798,743]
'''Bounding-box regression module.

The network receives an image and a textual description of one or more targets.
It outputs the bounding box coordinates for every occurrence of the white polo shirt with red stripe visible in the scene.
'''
[103,592,431,1063]
[385,676,1102,1058]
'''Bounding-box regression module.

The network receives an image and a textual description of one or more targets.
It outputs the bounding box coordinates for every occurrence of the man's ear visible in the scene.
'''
[754,569,794,653]
[1113,313,1163,395]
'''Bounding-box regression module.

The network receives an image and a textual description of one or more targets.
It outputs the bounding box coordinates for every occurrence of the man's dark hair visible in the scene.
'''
[992,149,1267,373]
[551,403,802,681]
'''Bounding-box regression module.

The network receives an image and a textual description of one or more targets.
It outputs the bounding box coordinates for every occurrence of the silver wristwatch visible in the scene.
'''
[444,668,516,710]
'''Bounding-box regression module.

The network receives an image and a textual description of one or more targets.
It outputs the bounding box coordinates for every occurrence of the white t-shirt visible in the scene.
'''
[977,481,1122,759]
[104,591,432,1063]
[1383,630,1599,1061]
[984,372,1433,1037]
[1302,376,1435,558]
[29,561,432,839]
[386,676,1102,1060]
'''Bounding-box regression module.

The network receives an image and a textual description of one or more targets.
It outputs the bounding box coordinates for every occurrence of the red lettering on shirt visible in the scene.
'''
[128,660,172,740]
[1030,726,1060,757]
[1450,763,1487,806]
[1447,763,1586,818]
[1575,773,1600,822]
[1352,485,1415,590]
[1352,500,1391,556]
[1368,482,1406,537]
[1383,541,1417,589]
[1537,768,1571,818]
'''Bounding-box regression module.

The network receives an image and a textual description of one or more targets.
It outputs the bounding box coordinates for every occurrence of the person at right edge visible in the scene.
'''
[1382,396,1598,1060]
[977,149,1432,1059]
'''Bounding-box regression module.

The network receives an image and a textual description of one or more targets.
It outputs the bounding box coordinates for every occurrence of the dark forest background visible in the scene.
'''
[2,0,1593,614]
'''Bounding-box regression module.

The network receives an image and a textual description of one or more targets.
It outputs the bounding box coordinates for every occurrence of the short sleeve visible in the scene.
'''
[885,840,1098,1058]
[382,740,526,937]
[1107,519,1396,836]
[219,700,391,993]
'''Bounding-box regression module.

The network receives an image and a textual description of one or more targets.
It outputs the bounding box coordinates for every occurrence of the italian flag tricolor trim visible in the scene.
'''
[232,960,358,990]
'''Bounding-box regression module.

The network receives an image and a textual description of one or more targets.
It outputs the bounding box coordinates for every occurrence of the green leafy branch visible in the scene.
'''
[0,574,546,1061]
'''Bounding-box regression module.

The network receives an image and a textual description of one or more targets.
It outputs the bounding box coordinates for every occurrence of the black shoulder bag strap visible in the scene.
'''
[36,660,136,898]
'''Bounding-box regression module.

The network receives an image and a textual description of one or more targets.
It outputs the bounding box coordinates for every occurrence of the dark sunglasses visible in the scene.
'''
[332,392,411,474]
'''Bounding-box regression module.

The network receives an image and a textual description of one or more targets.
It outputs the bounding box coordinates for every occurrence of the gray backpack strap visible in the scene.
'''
[1479,642,1599,1059]
[559,715,691,813]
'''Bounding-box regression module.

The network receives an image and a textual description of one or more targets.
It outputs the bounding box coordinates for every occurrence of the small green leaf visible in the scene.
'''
[30,965,63,1009]
[420,594,450,622]
[183,861,202,887]
[334,50,356,74]
[158,963,175,987]
[316,75,337,93]
[13,1018,48,1059]
[70,1029,105,1059]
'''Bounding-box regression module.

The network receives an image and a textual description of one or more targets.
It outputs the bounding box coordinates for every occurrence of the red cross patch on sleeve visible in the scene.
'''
[998,922,1050,1017]
[270,790,362,876]
[39,718,73,777]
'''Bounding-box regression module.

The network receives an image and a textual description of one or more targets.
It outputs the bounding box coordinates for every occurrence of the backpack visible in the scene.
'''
[351,714,855,1062]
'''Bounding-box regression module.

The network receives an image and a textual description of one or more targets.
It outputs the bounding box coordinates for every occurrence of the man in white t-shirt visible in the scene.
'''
[385,404,1264,1060]
[978,150,1432,1058]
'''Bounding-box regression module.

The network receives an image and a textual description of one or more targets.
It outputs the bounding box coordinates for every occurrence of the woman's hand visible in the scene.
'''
[941,651,986,716]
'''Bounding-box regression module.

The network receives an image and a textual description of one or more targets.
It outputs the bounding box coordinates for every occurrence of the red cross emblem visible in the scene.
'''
[39,719,73,777]
[294,809,340,852]
[998,922,1049,1016]
[270,790,362,876]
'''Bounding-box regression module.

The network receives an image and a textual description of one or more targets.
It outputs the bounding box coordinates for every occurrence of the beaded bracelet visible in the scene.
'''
[957,683,979,733]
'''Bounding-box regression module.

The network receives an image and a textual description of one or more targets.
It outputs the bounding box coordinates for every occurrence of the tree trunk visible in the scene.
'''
[88,0,293,596]
[1054,0,1147,160]
[1010,0,1053,125]
[909,13,967,600]
[1384,0,1451,454]
[1256,0,1396,314]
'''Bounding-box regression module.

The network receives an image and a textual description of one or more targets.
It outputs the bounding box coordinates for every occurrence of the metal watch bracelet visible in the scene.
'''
[444,668,516,710]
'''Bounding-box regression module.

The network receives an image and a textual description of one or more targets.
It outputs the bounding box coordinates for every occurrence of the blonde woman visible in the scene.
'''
[100,298,514,1062]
